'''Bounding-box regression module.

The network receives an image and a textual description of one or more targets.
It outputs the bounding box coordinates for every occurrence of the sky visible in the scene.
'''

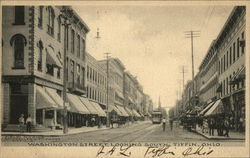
[73,5,234,108]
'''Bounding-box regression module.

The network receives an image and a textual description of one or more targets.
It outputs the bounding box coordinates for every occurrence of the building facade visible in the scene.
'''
[2,6,89,130]
[215,6,246,131]
[199,41,219,106]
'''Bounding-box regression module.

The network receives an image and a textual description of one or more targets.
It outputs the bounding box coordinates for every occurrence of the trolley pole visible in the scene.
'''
[105,52,111,127]
[60,7,72,134]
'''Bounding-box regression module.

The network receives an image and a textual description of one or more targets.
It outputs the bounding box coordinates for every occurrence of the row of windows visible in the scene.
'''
[69,29,86,60]
[37,6,86,60]
[219,31,245,74]
[66,57,85,85]
[86,86,107,104]
[87,65,107,87]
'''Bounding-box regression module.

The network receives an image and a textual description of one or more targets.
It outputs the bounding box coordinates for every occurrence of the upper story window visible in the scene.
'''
[82,38,86,61]
[241,31,245,55]
[10,34,27,69]
[71,29,75,53]
[14,6,25,25]
[47,7,55,36]
[37,40,43,71]
[57,17,61,42]
[38,6,43,28]
[77,34,80,57]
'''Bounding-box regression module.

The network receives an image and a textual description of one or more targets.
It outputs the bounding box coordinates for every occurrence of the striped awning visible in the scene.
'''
[79,97,98,115]
[90,101,106,117]
[67,93,90,114]
[36,86,59,109]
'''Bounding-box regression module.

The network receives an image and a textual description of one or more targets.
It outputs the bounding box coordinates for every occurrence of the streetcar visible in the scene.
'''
[152,110,163,124]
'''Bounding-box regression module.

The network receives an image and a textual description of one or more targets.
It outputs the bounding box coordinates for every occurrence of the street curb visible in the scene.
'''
[191,129,245,141]
[1,121,148,137]
[1,127,111,137]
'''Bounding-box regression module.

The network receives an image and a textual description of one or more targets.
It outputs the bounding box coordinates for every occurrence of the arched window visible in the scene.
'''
[37,40,43,71]
[47,6,55,36]
[38,6,43,28]
[10,34,27,68]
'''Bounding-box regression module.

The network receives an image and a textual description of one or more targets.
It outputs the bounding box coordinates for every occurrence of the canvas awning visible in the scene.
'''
[115,90,124,99]
[36,86,58,109]
[132,109,141,117]
[230,66,245,84]
[46,47,62,68]
[79,97,98,115]
[204,99,224,116]
[67,93,90,114]
[108,105,123,116]
[90,101,106,117]
[124,107,133,116]
[199,101,215,116]
[45,87,64,109]
[115,105,129,117]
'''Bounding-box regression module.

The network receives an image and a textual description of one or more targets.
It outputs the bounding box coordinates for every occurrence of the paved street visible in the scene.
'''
[2,121,244,146]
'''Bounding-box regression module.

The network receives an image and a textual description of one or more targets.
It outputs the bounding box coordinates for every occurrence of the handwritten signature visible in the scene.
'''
[182,145,214,157]
[96,144,214,157]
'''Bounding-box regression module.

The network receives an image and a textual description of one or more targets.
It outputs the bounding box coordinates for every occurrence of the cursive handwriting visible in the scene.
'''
[144,145,175,157]
[182,145,214,157]
[96,145,132,157]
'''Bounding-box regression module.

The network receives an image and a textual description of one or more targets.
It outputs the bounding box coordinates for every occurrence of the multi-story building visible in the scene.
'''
[215,6,246,131]
[199,41,219,107]
[1,6,90,130]
[99,58,130,119]
[86,53,107,107]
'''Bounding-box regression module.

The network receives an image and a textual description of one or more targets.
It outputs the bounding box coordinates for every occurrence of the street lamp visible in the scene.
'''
[60,6,72,134]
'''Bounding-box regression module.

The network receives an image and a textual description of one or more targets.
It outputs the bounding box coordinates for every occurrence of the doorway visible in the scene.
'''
[9,84,28,124]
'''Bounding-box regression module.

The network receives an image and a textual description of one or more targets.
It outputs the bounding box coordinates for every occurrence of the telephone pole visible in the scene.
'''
[184,30,200,93]
[180,65,187,92]
[104,52,111,127]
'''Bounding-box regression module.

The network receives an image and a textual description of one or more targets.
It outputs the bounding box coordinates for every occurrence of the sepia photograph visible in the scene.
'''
[0,1,249,158]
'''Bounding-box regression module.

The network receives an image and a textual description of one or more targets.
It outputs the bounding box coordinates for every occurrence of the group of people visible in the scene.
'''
[162,117,173,131]
[207,116,230,137]
[18,114,32,132]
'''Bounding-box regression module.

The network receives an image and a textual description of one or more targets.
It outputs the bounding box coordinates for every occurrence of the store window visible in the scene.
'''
[14,6,25,25]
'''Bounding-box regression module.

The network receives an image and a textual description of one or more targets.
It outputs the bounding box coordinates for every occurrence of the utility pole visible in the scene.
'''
[184,30,200,94]
[60,7,72,134]
[104,52,111,127]
[180,65,187,92]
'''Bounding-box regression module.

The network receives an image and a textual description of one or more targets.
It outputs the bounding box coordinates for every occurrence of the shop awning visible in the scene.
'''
[79,97,98,115]
[90,101,106,117]
[116,105,129,117]
[132,109,141,117]
[115,90,124,99]
[230,66,245,84]
[67,93,90,114]
[45,87,64,109]
[46,47,62,68]
[36,86,58,109]
[124,107,133,116]
[199,101,215,116]
[204,99,224,116]
[108,105,123,116]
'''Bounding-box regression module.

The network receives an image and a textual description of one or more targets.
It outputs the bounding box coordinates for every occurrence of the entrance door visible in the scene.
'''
[9,84,28,124]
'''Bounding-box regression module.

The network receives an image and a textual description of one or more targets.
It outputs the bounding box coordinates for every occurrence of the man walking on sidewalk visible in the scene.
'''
[162,117,166,131]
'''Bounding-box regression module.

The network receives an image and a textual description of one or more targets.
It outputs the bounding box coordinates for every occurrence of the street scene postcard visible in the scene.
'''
[0,1,249,158]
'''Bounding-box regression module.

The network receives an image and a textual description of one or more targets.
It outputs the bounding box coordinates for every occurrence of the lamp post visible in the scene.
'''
[60,6,72,134]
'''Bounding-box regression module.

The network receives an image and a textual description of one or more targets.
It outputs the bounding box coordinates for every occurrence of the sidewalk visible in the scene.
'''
[1,120,147,137]
[192,127,245,140]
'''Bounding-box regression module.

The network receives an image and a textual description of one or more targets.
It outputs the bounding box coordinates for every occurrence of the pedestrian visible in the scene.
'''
[26,114,32,132]
[169,119,173,131]
[224,117,230,137]
[91,117,95,127]
[208,118,215,136]
[18,114,25,132]
[162,117,166,131]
